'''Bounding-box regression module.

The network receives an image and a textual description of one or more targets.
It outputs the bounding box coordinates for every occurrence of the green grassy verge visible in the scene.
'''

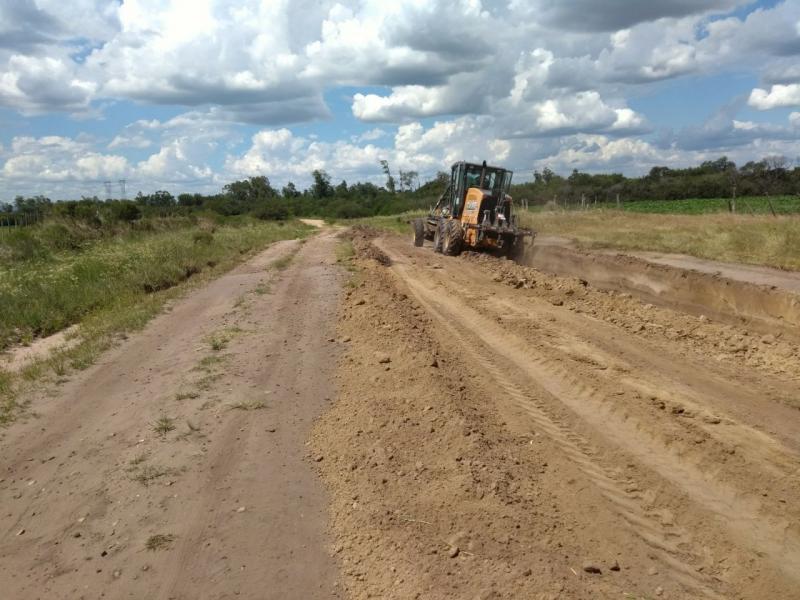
[0,218,311,424]
[335,211,426,236]
[521,210,800,271]
[528,195,800,215]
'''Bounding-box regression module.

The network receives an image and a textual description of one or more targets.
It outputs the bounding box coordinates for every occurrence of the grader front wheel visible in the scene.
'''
[412,219,425,247]
[443,220,464,256]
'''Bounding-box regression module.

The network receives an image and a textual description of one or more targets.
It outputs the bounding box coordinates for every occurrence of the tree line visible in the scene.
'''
[2,156,798,227]
[517,156,800,206]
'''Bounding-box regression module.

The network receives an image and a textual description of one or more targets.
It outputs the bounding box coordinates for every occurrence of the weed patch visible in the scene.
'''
[153,414,176,437]
[230,398,267,411]
[145,533,175,551]
[131,464,172,486]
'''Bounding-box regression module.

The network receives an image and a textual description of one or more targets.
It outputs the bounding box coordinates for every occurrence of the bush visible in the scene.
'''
[252,199,290,221]
[111,201,142,223]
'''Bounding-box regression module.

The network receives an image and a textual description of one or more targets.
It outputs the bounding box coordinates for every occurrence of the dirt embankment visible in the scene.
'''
[528,240,800,339]
[313,228,800,600]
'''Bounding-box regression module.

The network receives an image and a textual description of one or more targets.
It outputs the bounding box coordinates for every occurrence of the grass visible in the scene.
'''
[0,219,312,425]
[617,195,800,215]
[270,253,295,271]
[129,451,149,466]
[335,239,356,271]
[131,464,172,486]
[145,533,175,551]
[153,414,176,437]
[230,398,267,411]
[0,219,311,351]
[338,211,425,236]
[527,195,800,215]
[520,210,800,270]
[208,334,227,352]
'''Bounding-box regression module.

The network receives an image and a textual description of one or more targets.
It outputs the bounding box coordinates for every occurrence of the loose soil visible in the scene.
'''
[311,228,799,600]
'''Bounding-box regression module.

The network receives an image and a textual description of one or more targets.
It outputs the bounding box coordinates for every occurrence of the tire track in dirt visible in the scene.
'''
[383,249,726,599]
[377,236,800,598]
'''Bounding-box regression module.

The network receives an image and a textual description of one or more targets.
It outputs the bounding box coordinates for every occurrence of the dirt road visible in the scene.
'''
[0,231,344,599]
[2,225,799,599]
[312,229,800,600]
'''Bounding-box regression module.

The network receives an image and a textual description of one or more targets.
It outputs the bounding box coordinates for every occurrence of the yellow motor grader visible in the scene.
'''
[412,160,534,258]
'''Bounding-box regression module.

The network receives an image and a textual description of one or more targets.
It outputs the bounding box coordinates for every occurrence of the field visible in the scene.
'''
[529,195,800,214]
[520,210,800,270]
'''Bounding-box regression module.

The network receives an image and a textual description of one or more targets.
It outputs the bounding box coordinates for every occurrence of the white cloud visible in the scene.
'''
[1,135,128,183]
[0,54,96,113]
[748,83,800,110]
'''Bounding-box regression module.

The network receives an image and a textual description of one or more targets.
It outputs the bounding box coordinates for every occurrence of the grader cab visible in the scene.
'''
[413,161,534,259]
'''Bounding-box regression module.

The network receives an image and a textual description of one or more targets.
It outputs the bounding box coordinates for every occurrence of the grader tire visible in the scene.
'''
[433,220,444,253]
[443,220,464,256]
[412,219,425,247]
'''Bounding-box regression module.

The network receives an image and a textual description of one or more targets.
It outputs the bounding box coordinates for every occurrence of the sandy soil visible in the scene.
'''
[0,232,344,599]
[311,228,800,600]
[1,325,80,374]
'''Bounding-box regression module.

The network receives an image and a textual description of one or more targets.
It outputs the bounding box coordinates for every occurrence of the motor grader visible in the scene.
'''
[412,160,534,259]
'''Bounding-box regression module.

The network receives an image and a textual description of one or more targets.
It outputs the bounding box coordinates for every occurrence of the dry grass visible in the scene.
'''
[145,533,175,551]
[521,210,800,271]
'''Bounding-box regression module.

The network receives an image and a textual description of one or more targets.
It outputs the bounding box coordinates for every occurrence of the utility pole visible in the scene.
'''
[119,179,127,200]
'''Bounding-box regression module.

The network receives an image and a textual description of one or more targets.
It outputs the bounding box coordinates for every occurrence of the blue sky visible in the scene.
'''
[0,0,798,200]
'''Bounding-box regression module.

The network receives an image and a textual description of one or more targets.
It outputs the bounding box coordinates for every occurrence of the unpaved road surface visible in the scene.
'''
[2,226,799,600]
[0,231,343,599]
[312,229,800,600]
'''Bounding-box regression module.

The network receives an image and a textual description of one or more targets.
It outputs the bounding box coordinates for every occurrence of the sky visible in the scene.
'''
[0,0,799,200]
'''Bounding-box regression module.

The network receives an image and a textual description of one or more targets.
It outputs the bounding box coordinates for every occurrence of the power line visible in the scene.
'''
[118,179,127,199]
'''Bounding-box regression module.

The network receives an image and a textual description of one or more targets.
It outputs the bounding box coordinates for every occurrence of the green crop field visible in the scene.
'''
[528,195,800,215]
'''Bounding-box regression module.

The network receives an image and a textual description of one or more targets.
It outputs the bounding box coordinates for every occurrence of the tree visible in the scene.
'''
[380,160,396,193]
[311,170,333,198]
[398,170,418,191]
[533,166,555,185]
[282,182,301,198]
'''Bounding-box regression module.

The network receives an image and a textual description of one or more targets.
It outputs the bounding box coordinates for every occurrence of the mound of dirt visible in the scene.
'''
[462,249,800,382]
[342,226,392,265]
